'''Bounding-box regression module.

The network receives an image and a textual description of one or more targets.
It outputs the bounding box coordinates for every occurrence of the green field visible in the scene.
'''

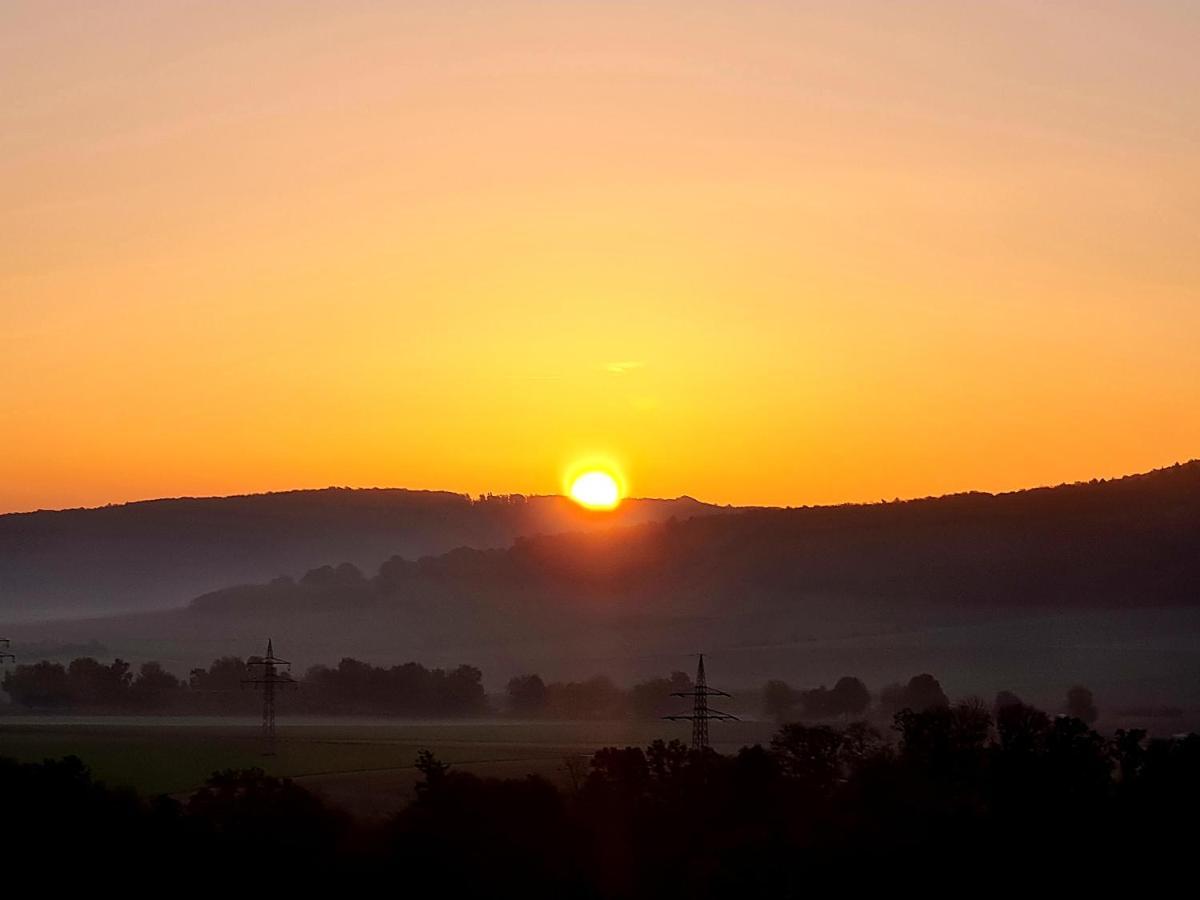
[0,717,778,818]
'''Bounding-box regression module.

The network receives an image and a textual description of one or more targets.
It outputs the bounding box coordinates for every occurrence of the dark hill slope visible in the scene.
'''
[0,489,725,618]
[5,464,1198,702]
[192,459,1200,619]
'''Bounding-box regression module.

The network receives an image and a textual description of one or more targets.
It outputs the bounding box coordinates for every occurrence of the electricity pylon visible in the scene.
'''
[0,639,14,664]
[241,639,296,754]
[664,654,738,752]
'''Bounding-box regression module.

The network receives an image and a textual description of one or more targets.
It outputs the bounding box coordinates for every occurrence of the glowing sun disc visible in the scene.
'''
[568,470,621,510]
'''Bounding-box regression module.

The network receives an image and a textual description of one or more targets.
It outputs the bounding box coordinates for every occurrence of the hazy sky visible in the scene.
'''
[3,1,1198,512]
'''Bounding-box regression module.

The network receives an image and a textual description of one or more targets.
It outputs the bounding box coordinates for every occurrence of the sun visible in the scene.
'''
[568,470,622,510]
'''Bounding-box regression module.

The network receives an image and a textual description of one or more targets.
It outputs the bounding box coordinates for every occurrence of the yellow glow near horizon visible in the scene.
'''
[568,471,622,510]
[2,3,1199,514]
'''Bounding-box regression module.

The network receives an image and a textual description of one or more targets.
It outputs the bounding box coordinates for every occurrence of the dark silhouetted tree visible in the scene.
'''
[630,671,691,719]
[131,661,182,708]
[187,768,347,859]
[506,673,548,716]
[839,721,886,768]
[298,657,487,716]
[762,679,798,721]
[830,676,870,717]
[771,723,843,792]
[880,673,949,715]
[134,661,181,692]
[1,660,71,708]
[189,656,249,692]
[1066,685,1098,724]
[894,701,992,783]
[994,690,1023,715]
[996,701,1051,754]
[543,675,626,719]
[904,674,949,712]
[66,657,132,707]
[1113,728,1147,784]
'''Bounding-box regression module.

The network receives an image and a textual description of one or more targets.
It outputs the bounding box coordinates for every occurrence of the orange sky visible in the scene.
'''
[3,1,1198,513]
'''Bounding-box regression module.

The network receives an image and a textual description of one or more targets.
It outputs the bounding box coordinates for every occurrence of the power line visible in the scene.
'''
[241,639,296,755]
[664,654,738,753]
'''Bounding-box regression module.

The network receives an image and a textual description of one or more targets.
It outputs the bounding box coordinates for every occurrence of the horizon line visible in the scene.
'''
[3,457,1195,519]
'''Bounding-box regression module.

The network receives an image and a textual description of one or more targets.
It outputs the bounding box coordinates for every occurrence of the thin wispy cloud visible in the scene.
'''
[605,361,646,375]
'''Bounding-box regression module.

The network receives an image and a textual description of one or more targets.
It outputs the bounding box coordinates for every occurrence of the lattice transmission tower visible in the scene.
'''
[0,639,14,664]
[664,654,738,752]
[241,639,296,754]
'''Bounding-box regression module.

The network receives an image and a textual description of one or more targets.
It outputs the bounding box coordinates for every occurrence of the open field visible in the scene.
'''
[0,717,779,818]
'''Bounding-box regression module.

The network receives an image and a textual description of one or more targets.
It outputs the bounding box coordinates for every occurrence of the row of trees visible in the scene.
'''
[3,698,1196,888]
[301,658,487,716]
[0,656,487,716]
[1,658,698,720]
[0,658,183,710]
[505,671,694,720]
[761,674,873,720]
[762,671,1101,725]
[2,656,1104,725]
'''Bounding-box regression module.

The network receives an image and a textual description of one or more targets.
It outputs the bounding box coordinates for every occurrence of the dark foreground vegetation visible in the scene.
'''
[4,700,1197,892]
